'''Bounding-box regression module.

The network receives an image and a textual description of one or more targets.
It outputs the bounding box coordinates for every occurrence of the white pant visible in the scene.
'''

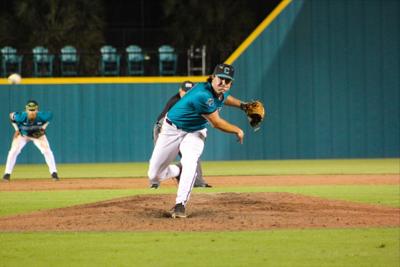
[148,118,207,205]
[153,120,207,186]
[4,134,57,174]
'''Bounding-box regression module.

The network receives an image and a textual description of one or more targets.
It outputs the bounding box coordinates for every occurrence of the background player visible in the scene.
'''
[3,100,59,181]
[148,63,246,218]
[153,81,211,188]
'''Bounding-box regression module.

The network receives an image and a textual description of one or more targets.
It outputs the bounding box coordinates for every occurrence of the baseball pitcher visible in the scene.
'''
[148,63,264,218]
[153,81,211,188]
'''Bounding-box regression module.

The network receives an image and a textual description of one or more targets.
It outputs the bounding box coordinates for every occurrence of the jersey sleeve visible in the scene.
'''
[12,112,27,123]
[192,92,218,115]
[222,91,230,103]
[38,111,53,122]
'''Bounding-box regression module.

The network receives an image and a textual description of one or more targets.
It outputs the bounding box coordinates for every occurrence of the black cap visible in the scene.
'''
[25,100,39,111]
[180,81,195,92]
[213,63,234,80]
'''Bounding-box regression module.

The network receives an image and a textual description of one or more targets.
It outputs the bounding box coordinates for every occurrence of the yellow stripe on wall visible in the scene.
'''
[0,76,208,85]
[0,1,291,85]
[225,0,293,65]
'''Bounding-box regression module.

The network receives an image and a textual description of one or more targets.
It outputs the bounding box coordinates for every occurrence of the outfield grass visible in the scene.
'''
[2,158,399,179]
[0,228,398,267]
[0,159,399,267]
[0,189,137,216]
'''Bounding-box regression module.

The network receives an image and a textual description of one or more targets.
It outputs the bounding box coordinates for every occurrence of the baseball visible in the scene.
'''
[8,73,22,85]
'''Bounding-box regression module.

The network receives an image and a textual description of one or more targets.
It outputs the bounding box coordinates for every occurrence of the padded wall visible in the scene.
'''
[0,0,398,163]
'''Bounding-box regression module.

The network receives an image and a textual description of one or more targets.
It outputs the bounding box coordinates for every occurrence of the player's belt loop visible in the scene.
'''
[166,118,180,129]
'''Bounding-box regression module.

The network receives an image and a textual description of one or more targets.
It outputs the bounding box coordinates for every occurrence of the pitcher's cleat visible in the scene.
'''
[51,172,59,181]
[150,183,159,189]
[171,203,186,218]
[3,173,10,182]
[194,183,212,188]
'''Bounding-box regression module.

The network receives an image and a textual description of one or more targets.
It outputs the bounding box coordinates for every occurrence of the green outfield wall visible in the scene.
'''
[0,0,398,163]
[232,0,399,159]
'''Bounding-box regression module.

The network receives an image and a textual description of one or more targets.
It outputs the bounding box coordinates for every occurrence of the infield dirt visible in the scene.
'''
[0,175,399,232]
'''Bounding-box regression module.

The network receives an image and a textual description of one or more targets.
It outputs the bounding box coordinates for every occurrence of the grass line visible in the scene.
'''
[2,158,398,179]
[0,228,399,267]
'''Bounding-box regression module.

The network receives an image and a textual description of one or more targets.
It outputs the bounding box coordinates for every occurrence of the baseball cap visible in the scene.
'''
[180,81,195,92]
[25,100,39,111]
[213,63,234,81]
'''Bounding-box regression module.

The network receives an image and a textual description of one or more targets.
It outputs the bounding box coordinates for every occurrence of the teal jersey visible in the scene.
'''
[13,111,52,136]
[167,82,229,132]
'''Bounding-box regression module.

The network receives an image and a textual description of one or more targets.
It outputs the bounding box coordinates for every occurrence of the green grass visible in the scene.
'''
[1,185,398,217]
[277,185,400,207]
[4,162,149,179]
[0,228,399,267]
[3,158,399,179]
[0,159,398,267]
[0,189,159,217]
[203,158,400,175]
[209,185,400,207]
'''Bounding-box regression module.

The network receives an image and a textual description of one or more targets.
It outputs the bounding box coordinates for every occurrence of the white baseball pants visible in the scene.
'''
[148,118,207,205]
[4,134,57,174]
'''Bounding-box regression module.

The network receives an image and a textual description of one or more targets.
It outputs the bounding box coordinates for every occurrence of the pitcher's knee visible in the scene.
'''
[9,148,21,157]
[180,157,198,166]
[41,149,53,156]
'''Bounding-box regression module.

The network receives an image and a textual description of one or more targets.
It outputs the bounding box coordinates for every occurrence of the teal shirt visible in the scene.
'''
[13,111,52,136]
[167,82,229,132]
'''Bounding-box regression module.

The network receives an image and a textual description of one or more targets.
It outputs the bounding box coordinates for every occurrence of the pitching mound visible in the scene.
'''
[0,192,398,232]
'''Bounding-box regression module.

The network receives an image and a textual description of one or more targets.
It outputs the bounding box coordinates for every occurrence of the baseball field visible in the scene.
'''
[0,159,399,266]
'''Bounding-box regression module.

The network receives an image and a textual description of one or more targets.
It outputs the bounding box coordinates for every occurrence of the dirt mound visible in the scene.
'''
[0,192,398,232]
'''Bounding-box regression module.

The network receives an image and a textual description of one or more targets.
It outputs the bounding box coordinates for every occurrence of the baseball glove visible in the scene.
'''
[241,100,265,130]
[28,129,45,138]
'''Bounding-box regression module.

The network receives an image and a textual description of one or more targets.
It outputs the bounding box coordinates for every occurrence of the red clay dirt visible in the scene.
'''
[0,175,399,232]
